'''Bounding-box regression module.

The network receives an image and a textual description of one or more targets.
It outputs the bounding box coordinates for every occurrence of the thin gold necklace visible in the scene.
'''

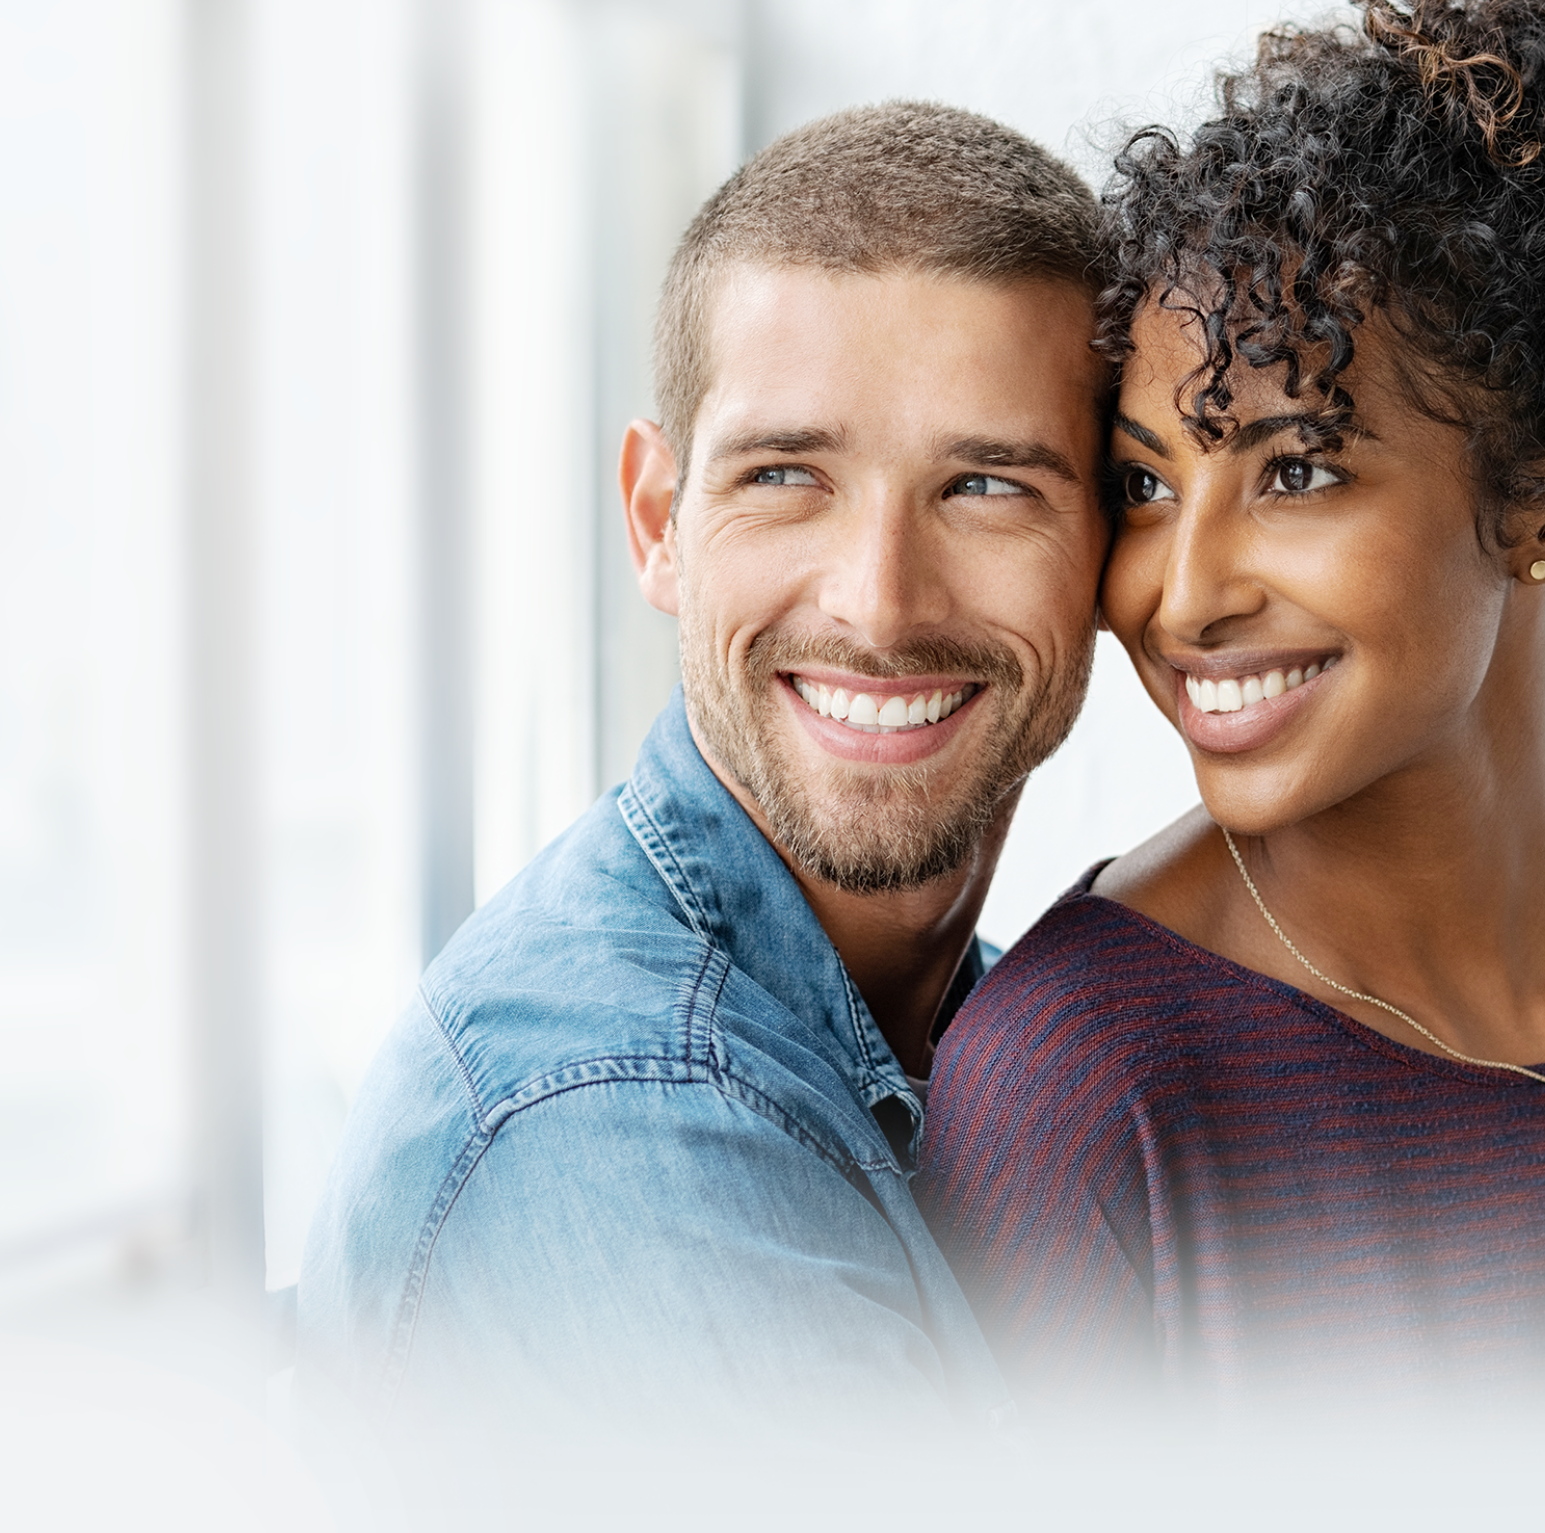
[1222,828,1545,1085]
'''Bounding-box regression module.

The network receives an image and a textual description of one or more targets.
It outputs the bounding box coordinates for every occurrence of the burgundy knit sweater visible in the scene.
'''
[917,870,1545,1399]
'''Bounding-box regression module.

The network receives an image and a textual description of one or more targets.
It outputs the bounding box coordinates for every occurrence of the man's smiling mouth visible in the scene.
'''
[1183,655,1338,715]
[788,673,979,734]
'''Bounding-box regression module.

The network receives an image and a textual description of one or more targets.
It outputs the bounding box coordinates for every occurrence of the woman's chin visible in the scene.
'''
[1193,770,1334,840]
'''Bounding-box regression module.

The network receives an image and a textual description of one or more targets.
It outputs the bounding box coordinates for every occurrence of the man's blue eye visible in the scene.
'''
[753,466,817,487]
[949,474,1020,497]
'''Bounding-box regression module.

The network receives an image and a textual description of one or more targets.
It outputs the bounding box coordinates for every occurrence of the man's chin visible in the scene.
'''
[758,776,994,895]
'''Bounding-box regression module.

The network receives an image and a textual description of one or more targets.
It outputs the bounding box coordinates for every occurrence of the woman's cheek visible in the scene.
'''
[1098,528,1164,654]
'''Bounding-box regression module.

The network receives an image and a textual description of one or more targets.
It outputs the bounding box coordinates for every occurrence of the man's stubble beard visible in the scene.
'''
[678,585,1096,895]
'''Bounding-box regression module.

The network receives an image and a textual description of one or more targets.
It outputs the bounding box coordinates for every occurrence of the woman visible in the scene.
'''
[918,0,1545,1399]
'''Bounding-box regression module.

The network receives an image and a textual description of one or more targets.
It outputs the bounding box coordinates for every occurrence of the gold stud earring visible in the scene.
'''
[1532,559,1545,581]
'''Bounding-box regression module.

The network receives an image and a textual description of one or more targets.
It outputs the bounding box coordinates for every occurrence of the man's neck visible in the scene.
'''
[788,803,1016,1077]
[690,721,1018,1075]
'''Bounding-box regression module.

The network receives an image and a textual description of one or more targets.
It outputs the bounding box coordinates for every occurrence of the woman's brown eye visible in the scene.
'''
[1125,468,1170,504]
[1270,459,1339,495]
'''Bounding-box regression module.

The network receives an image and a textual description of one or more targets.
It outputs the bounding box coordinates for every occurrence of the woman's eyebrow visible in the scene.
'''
[1112,413,1169,458]
[1228,414,1323,452]
[1227,414,1381,452]
[1114,411,1381,457]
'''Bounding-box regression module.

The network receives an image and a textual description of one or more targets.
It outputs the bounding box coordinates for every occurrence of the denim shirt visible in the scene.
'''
[296,690,1011,1436]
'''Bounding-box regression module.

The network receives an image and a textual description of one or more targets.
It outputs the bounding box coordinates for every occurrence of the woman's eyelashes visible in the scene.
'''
[1120,465,1176,508]
[1114,456,1348,511]
[1263,456,1347,496]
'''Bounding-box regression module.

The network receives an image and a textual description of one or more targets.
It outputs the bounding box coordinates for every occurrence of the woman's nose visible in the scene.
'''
[1157,494,1267,644]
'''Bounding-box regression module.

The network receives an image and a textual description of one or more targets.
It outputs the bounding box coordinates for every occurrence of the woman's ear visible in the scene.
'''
[619,419,681,616]
[1528,522,1545,584]
[1500,495,1545,584]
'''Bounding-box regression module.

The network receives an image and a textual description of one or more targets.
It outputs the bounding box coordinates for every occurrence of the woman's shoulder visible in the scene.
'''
[938,808,1278,1107]
[943,890,1197,1096]
[1088,803,1236,935]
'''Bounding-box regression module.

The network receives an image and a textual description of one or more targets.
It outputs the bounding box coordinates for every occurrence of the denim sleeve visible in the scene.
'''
[398,1077,956,1427]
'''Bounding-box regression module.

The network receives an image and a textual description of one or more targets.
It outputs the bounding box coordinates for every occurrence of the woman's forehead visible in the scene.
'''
[1119,300,1401,423]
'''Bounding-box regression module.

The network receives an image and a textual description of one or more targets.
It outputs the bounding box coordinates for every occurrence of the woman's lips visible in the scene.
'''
[1172,657,1339,754]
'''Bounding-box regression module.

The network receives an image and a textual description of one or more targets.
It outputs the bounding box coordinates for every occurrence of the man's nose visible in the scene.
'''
[1157,488,1267,644]
[816,488,947,650]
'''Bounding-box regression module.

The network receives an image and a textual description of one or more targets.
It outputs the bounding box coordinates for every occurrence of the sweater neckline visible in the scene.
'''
[1063,864,1545,1086]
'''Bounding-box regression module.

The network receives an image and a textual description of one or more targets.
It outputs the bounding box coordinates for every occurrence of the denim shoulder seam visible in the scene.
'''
[379,988,502,1405]
[477,1054,716,1129]
[710,1066,894,1177]
[471,1056,883,1174]
[678,938,730,1079]
[419,980,489,1128]
[482,1069,887,1183]
[381,1120,494,1409]
[617,779,711,942]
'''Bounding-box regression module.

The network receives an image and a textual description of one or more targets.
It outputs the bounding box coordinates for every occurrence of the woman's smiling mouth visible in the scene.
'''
[1184,654,1339,714]
[1170,651,1342,754]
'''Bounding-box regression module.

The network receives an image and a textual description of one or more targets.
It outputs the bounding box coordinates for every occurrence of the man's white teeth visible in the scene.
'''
[791,677,973,733]
[1185,655,1337,714]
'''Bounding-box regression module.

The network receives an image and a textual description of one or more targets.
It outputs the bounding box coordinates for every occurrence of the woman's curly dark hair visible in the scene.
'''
[1097,0,1545,544]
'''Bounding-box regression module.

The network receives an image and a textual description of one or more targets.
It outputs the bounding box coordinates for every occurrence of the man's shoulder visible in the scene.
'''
[418,788,705,1093]
[372,786,876,1168]
[296,785,925,1400]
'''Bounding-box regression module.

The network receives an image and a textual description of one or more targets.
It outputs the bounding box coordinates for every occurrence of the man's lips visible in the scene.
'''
[780,671,983,764]
[1169,650,1341,754]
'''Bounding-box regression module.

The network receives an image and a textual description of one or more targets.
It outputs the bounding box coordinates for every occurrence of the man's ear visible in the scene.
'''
[619,419,681,617]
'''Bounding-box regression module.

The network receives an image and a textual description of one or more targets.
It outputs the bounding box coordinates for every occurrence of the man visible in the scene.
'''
[297,101,1108,1445]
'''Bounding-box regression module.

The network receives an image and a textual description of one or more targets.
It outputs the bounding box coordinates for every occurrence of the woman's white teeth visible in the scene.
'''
[791,677,973,733]
[1185,655,1337,714]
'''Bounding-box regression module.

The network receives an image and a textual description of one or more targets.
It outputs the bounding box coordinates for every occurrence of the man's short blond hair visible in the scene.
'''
[654,100,1102,481]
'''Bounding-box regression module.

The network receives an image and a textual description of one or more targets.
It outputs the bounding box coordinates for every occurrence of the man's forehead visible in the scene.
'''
[698,263,1098,403]
[679,263,1103,493]
[705,258,1084,330]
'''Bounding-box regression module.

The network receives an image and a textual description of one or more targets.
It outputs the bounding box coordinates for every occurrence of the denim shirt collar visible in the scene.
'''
[618,688,928,1161]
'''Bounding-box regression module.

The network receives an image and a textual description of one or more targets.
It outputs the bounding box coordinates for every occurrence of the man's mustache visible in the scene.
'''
[744,629,1024,692]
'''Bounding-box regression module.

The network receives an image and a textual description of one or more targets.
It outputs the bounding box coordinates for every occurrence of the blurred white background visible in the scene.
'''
[0,0,1310,1522]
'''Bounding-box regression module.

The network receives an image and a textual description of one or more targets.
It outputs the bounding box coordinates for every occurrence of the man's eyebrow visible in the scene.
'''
[937,437,1081,484]
[1112,413,1170,459]
[706,427,847,461]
